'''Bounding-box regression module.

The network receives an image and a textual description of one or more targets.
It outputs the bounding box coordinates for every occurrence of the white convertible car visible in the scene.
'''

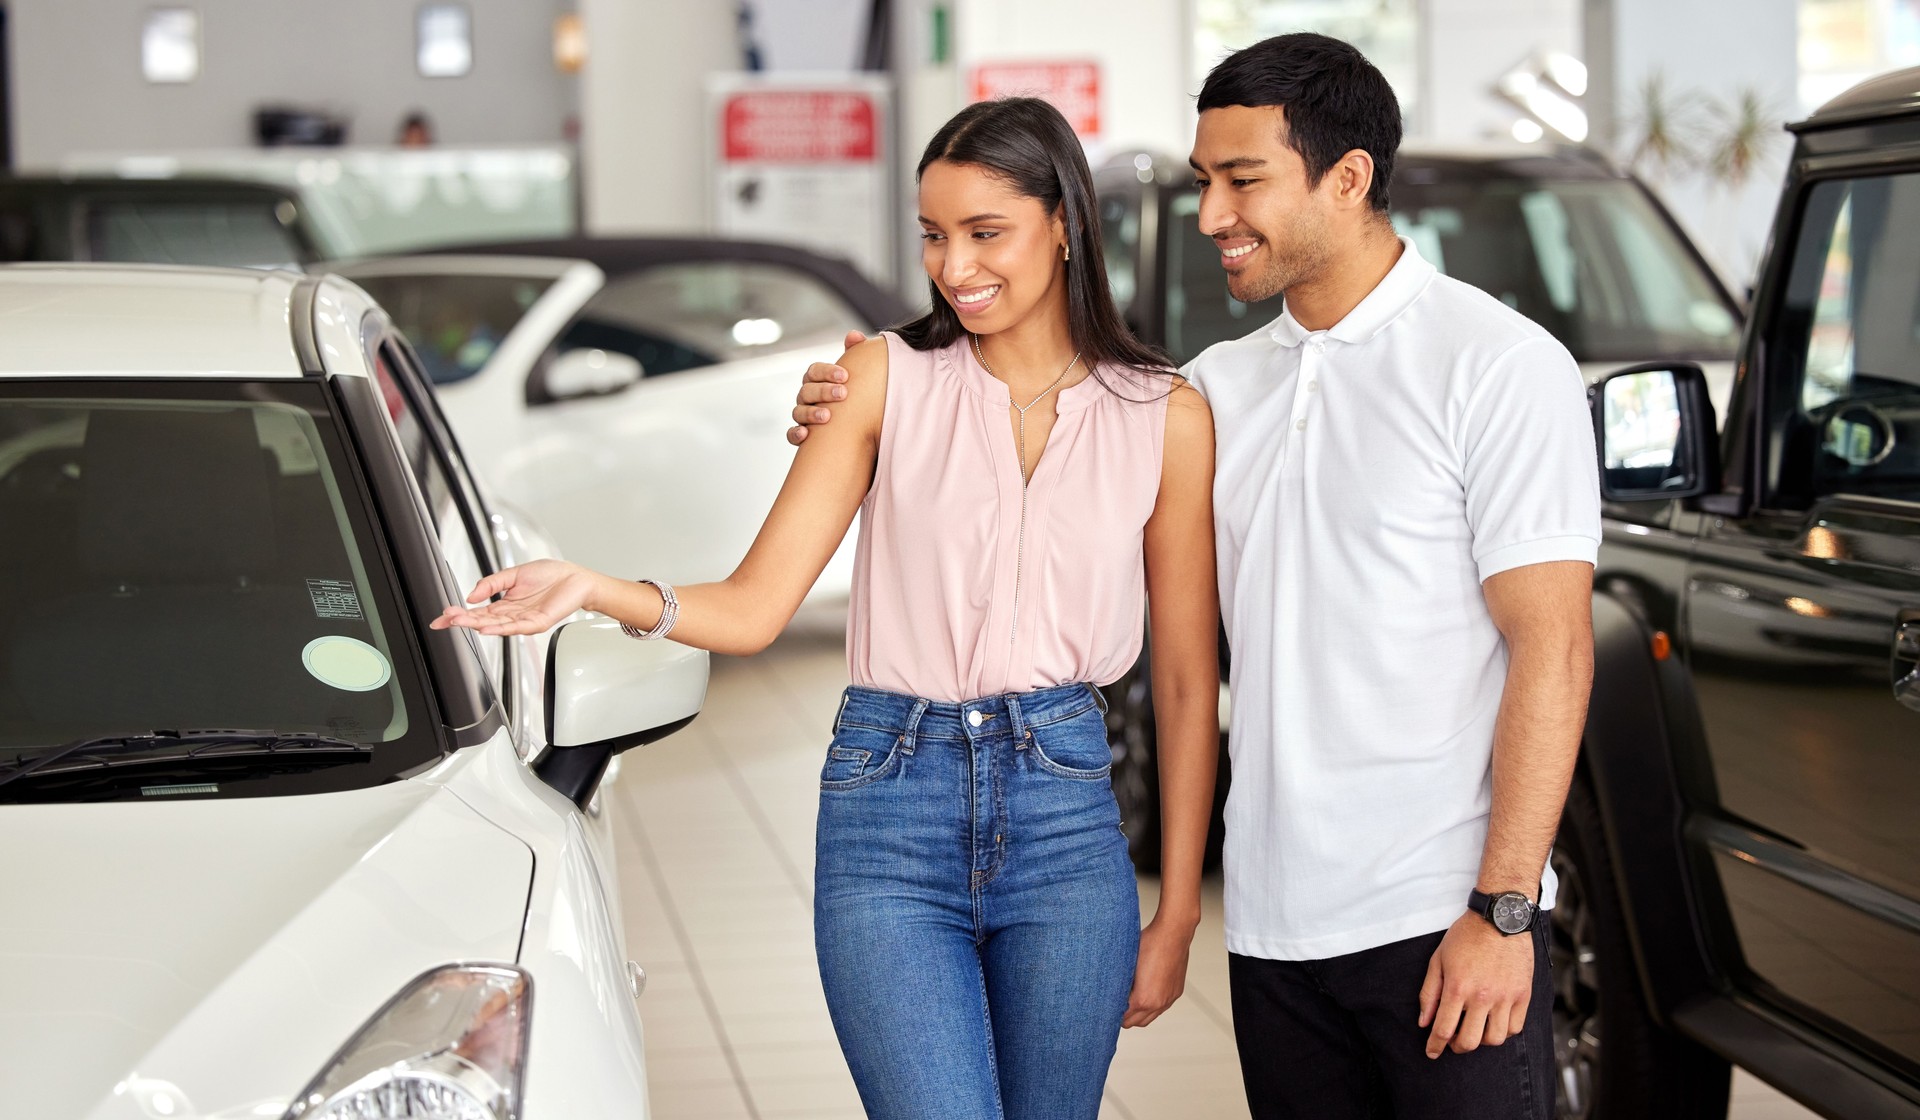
[335,238,909,599]
[0,263,707,1118]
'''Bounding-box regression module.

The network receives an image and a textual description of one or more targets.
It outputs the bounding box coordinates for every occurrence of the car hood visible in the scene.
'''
[0,776,534,1119]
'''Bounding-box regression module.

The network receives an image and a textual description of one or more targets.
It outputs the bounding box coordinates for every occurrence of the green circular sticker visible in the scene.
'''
[302,636,392,692]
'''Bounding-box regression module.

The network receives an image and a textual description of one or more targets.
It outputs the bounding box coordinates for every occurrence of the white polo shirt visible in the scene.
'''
[1186,237,1600,961]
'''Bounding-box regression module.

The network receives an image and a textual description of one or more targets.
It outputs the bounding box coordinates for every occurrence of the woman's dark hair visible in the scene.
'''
[894,98,1174,387]
[1197,33,1401,213]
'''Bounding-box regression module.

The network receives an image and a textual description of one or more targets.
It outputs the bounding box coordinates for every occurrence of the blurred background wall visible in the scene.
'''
[8,0,577,164]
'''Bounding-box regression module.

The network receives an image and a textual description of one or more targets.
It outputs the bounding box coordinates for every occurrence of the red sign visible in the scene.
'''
[722,90,878,163]
[969,60,1101,138]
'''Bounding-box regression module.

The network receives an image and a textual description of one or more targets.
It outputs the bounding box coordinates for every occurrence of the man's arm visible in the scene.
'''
[787,329,870,445]
[1418,559,1593,1057]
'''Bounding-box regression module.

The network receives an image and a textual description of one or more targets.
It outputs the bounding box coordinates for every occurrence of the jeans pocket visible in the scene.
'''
[1028,708,1113,780]
[819,730,901,791]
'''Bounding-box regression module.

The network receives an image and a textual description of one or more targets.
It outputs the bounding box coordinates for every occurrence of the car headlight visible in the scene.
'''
[283,964,531,1120]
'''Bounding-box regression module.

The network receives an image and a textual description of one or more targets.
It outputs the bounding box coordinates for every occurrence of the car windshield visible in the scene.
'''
[0,381,442,799]
[352,272,557,385]
[1164,174,1742,365]
[84,197,310,270]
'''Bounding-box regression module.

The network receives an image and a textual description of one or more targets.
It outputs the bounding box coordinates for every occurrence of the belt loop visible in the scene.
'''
[1088,682,1109,715]
[1007,693,1029,744]
[831,690,852,735]
[900,697,930,754]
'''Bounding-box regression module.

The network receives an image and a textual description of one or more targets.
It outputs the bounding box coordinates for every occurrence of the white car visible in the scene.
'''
[334,238,909,599]
[0,263,707,1118]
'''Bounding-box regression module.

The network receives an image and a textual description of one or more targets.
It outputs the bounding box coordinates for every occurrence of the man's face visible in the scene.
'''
[1188,105,1337,304]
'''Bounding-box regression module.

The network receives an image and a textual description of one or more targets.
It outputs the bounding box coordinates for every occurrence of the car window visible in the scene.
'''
[1166,191,1261,363]
[370,344,505,689]
[83,197,308,270]
[1099,189,1140,311]
[0,381,443,794]
[351,272,556,386]
[1767,171,1920,507]
[558,260,864,376]
[1389,177,1740,364]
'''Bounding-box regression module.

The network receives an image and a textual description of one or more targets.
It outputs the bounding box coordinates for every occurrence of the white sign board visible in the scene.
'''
[709,74,893,286]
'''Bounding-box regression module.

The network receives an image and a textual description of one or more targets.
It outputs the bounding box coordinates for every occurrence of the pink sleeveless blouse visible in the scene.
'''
[846,332,1170,702]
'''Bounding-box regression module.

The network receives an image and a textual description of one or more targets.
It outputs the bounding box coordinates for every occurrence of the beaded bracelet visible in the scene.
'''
[619,578,679,640]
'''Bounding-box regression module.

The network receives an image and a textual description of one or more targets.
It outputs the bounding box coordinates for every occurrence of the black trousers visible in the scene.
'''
[1229,922,1555,1120]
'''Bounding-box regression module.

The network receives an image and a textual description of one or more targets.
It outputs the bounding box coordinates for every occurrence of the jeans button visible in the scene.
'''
[968,710,984,728]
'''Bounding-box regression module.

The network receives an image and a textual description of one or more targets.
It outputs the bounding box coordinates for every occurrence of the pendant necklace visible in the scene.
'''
[971,332,1082,484]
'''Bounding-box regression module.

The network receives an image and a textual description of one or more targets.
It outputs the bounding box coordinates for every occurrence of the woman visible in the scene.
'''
[433,97,1218,1120]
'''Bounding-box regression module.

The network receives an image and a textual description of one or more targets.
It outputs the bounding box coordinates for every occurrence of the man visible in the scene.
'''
[787,33,1596,1119]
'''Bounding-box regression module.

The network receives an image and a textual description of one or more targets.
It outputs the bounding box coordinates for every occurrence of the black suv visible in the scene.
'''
[1568,68,1920,1119]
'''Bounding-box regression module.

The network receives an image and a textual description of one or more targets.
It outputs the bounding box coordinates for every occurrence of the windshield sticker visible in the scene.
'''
[302,635,393,693]
[307,578,365,620]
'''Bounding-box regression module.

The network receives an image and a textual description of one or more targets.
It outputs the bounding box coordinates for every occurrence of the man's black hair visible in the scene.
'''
[1196,33,1402,213]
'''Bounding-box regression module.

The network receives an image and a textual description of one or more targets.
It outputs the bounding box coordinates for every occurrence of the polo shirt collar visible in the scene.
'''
[1266,235,1436,348]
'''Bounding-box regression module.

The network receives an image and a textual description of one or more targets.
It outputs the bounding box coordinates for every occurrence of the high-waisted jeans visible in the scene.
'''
[814,682,1140,1120]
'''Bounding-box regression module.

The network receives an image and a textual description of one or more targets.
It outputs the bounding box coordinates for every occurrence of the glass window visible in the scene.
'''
[1195,0,1420,123]
[1768,172,1920,506]
[1099,190,1140,312]
[354,272,556,386]
[371,347,503,688]
[85,198,306,270]
[559,260,865,376]
[0,382,443,795]
[1389,177,1740,363]
[1166,191,1260,363]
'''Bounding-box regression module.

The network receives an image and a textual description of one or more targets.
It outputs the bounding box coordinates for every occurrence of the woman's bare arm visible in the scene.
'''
[436,337,889,655]
[1124,380,1220,1027]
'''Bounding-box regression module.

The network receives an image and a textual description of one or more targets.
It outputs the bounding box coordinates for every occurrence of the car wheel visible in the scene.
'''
[1553,767,1730,1119]
[1106,656,1163,871]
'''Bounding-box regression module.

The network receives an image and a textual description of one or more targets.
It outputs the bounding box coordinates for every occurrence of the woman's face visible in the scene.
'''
[918,159,1067,336]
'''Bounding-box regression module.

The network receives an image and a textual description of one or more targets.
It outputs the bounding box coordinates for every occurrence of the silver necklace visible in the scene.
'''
[971,333,1082,484]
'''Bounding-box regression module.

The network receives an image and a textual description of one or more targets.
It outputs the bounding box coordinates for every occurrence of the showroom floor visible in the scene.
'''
[605,616,1821,1120]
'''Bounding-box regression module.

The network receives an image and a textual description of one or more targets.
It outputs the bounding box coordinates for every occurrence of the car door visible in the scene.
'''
[1681,164,1920,1075]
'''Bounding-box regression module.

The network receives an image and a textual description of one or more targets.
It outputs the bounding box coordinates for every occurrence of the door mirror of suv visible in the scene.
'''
[533,617,708,807]
[1592,362,1721,502]
[544,347,642,402]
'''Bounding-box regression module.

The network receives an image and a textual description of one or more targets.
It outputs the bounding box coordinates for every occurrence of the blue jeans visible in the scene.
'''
[814,683,1140,1120]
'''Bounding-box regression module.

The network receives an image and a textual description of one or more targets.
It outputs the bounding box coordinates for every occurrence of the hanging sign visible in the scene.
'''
[969,60,1101,139]
[710,75,892,285]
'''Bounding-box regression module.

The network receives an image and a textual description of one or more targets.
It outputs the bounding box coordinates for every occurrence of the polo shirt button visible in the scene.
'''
[1307,380,1319,392]
[968,710,984,728]
[1295,418,1308,431]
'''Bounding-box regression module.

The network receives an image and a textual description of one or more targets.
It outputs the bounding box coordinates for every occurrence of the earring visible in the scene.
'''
[1064,244,1071,262]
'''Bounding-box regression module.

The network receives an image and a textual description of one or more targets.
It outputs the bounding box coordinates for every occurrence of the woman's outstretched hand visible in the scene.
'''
[1123,917,1196,1028]
[431,558,602,637]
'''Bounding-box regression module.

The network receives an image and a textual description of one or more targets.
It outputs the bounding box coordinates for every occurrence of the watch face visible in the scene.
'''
[1491,893,1533,934]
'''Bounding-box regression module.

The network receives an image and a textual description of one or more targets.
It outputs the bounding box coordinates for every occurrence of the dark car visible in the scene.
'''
[1094,144,1749,871]
[0,175,336,269]
[1567,68,1920,1119]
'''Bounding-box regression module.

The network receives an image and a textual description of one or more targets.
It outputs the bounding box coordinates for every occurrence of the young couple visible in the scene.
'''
[434,32,1599,1120]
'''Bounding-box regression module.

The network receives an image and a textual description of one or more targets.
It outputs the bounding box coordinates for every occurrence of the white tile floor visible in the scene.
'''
[605,615,1822,1120]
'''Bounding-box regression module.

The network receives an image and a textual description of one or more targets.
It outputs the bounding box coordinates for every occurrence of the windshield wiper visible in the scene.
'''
[0,730,370,789]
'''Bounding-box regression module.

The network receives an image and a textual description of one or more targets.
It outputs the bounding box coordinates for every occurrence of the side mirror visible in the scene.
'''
[532,618,708,807]
[544,347,642,402]
[1591,362,1721,502]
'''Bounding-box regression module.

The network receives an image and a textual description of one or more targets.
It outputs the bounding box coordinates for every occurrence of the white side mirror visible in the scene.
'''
[534,618,708,805]
[545,348,642,401]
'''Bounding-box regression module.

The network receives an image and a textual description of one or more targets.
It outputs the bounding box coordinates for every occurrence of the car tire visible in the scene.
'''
[1104,649,1228,874]
[1552,767,1730,1119]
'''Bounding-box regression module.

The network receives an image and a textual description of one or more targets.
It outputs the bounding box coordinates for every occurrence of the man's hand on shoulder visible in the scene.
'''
[1417,911,1535,1058]
[787,329,870,445]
